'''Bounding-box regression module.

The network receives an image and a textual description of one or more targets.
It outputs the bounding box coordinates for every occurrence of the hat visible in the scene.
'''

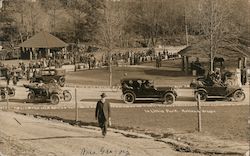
[100,93,107,98]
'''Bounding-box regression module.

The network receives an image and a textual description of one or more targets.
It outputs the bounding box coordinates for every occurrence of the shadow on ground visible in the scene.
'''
[81,98,124,103]
[20,135,103,141]
[144,69,187,77]
[0,99,26,103]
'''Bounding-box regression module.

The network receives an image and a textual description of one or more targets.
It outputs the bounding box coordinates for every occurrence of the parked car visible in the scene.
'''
[0,85,15,99]
[24,83,71,104]
[190,73,245,102]
[31,68,66,87]
[121,78,177,104]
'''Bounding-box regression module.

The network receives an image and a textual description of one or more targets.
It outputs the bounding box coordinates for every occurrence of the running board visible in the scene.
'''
[207,96,227,98]
[136,98,163,100]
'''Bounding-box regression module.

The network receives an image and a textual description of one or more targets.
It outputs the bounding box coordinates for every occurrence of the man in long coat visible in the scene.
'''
[95,93,111,137]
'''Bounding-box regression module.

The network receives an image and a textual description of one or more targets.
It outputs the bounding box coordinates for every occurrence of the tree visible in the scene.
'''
[40,0,63,32]
[0,1,18,47]
[66,0,104,43]
[197,0,245,71]
[96,0,129,87]
[126,0,186,47]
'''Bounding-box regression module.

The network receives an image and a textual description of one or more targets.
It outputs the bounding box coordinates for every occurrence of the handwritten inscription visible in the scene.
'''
[144,109,216,113]
[81,147,130,156]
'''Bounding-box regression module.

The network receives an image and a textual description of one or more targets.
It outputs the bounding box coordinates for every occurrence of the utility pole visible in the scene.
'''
[197,94,201,132]
[109,50,112,88]
[105,0,113,88]
[209,0,214,72]
[75,86,78,121]
[184,0,189,46]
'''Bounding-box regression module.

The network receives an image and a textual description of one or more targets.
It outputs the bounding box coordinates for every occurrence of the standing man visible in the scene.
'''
[95,93,111,137]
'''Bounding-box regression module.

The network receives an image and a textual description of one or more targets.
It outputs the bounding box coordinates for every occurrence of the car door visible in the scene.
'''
[206,86,227,96]
[132,80,141,97]
[141,81,158,98]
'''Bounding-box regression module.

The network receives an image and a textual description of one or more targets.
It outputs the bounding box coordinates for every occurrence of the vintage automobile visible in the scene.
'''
[23,83,72,104]
[31,68,66,87]
[121,78,177,104]
[0,85,15,99]
[190,72,245,102]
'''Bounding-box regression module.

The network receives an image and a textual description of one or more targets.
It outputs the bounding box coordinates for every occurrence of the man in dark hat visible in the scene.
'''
[95,93,111,137]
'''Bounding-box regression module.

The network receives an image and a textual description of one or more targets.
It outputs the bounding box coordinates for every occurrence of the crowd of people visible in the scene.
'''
[0,58,64,86]
[100,49,180,68]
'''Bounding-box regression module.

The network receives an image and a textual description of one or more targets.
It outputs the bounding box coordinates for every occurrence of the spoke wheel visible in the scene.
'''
[63,90,72,101]
[163,93,175,105]
[27,91,35,102]
[195,90,207,102]
[233,90,245,102]
[50,94,60,105]
[123,92,135,104]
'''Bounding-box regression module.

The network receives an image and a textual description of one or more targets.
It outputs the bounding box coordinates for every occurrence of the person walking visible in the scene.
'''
[95,93,111,137]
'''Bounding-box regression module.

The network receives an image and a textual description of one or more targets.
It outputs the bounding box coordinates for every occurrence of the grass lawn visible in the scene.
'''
[18,105,249,143]
[66,59,195,86]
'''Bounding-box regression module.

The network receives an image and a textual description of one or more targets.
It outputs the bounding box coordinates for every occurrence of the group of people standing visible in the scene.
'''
[0,59,60,86]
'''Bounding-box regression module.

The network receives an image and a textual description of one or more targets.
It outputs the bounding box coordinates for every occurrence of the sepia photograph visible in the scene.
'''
[0,0,249,155]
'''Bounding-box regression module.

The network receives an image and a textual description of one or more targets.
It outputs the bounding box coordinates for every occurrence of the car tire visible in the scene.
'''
[123,92,135,104]
[27,91,35,102]
[51,94,60,105]
[9,88,15,97]
[233,90,245,102]
[1,93,6,100]
[163,93,175,105]
[63,90,72,101]
[195,90,207,102]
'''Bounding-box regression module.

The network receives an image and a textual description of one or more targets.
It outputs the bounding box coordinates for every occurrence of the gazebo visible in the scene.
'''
[178,40,249,74]
[18,31,68,60]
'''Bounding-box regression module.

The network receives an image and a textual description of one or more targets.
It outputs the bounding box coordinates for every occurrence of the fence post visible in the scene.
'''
[75,86,78,121]
[197,94,201,132]
[6,88,9,111]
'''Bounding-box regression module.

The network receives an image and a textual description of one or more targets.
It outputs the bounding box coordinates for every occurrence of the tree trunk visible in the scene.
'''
[109,51,112,88]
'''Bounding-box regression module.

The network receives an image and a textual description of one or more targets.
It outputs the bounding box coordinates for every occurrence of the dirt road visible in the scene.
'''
[0,111,204,156]
[0,83,249,110]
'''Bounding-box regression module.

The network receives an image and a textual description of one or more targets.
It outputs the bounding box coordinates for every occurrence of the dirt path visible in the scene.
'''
[0,111,204,156]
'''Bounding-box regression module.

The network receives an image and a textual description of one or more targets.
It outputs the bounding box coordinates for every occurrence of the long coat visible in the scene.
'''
[95,100,111,122]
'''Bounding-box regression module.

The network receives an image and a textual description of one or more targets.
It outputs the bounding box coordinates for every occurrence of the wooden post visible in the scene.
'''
[238,58,242,69]
[75,86,78,121]
[6,88,9,110]
[243,57,247,68]
[243,57,248,85]
[197,94,201,132]
[109,51,112,88]
[182,56,185,72]
[185,56,189,75]
[30,50,32,60]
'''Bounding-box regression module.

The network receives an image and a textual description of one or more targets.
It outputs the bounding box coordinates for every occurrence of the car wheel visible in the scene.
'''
[123,92,135,104]
[195,90,207,102]
[9,88,15,97]
[51,94,60,105]
[233,90,245,102]
[63,90,72,101]
[1,93,6,100]
[163,93,175,105]
[27,91,35,102]
[59,77,65,87]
